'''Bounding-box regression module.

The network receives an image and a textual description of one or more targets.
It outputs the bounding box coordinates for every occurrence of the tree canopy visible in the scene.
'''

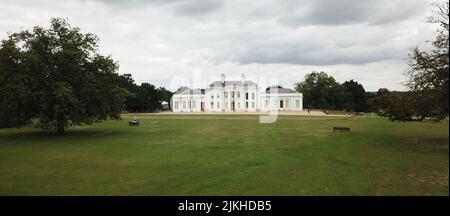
[118,74,172,113]
[295,71,340,110]
[295,71,368,112]
[341,80,367,112]
[0,18,127,133]
[368,89,417,121]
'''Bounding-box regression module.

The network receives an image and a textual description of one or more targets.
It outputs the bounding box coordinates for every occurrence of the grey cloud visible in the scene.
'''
[213,20,424,66]
[230,43,405,66]
[82,0,184,5]
[278,0,427,27]
[79,0,425,24]
[174,0,224,16]
[82,0,224,15]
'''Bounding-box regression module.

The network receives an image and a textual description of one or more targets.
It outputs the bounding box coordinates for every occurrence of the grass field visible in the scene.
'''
[0,114,448,195]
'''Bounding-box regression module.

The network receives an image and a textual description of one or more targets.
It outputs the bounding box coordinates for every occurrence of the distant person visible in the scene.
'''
[307,109,310,114]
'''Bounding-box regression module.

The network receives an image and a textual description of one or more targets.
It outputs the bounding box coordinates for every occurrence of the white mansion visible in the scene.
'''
[171,75,303,112]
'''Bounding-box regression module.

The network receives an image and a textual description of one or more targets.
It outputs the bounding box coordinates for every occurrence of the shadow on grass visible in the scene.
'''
[0,128,123,141]
[411,138,450,153]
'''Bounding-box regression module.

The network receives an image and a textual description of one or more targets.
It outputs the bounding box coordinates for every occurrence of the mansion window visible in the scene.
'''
[252,93,255,100]
[217,102,220,109]
[211,102,214,108]
[279,100,283,108]
[237,92,240,98]
[265,100,268,108]
[246,101,249,108]
[296,100,300,108]
[224,91,228,98]
[174,101,179,109]
[183,101,186,109]
[246,92,249,100]
[285,100,289,108]
[252,102,255,108]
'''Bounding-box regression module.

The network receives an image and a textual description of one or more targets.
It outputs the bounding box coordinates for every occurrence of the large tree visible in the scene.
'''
[136,83,162,113]
[295,71,341,110]
[0,18,127,134]
[406,1,449,121]
[341,80,367,112]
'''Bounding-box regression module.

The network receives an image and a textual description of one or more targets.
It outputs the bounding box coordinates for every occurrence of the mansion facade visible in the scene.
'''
[171,75,303,112]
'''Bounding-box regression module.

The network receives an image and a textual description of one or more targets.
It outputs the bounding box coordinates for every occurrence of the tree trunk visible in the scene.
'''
[56,120,65,134]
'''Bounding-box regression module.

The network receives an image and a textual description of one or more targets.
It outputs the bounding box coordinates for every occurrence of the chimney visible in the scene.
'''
[221,74,225,87]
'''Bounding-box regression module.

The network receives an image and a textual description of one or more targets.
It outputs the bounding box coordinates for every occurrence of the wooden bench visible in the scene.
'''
[333,127,350,132]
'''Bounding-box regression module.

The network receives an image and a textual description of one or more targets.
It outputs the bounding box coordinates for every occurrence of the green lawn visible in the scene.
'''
[0,115,448,195]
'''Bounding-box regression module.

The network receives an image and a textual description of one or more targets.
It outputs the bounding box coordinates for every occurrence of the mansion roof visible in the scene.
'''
[174,87,204,95]
[265,85,297,94]
[208,80,257,88]
[175,83,298,96]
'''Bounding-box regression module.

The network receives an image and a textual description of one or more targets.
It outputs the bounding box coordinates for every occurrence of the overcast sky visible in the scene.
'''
[0,0,440,91]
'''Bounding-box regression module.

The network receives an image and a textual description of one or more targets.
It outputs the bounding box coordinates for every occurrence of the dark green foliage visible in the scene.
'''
[158,87,173,109]
[118,73,172,113]
[136,83,162,113]
[295,72,368,112]
[368,88,443,121]
[295,71,341,110]
[0,39,35,128]
[341,80,367,112]
[0,18,127,133]
[118,73,140,112]
[364,92,377,113]
[369,89,417,121]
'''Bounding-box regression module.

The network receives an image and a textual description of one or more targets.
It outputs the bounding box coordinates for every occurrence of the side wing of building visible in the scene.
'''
[171,87,205,112]
[260,86,303,111]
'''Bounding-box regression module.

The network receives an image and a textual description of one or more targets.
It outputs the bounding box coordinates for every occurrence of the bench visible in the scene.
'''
[333,127,350,132]
[129,120,140,126]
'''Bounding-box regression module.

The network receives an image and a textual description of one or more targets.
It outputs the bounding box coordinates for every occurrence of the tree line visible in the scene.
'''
[118,73,173,113]
[295,68,448,122]
[295,71,372,112]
